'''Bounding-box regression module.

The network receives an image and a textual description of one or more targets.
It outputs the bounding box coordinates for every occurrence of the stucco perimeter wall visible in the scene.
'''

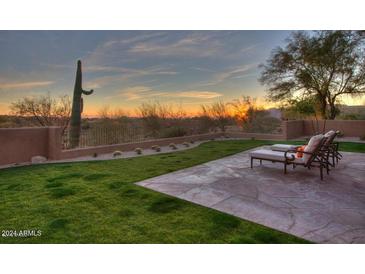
[282,120,305,139]
[0,127,62,165]
[303,120,365,137]
[2,121,363,166]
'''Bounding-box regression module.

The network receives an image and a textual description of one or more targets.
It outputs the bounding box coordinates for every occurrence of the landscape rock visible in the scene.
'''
[113,150,122,157]
[31,155,47,164]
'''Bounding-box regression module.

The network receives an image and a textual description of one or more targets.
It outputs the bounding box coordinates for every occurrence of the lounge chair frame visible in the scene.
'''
[250,137,328,180]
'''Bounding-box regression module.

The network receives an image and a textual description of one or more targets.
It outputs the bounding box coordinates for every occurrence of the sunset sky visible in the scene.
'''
[0,30,363,116]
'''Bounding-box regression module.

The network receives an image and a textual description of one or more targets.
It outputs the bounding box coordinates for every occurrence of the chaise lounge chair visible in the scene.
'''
[249,134,328,180]
[271,130,341,167]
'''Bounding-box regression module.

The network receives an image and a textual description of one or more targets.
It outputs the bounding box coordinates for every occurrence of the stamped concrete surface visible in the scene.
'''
[136,146,365,243]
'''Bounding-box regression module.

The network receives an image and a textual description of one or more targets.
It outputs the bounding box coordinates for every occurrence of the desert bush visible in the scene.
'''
[229,96,281,133]
[81,119,91,130]
[229,96,257,128]
[200,101,232,132]
[161,126,187,138]
[0,116,18,128]
[137,101,188,138]
[338,113,365,120]
[242,111,282,133]
[197,106,215,133]
[10,93,71,133]
[137,102,166,137]
[98,106,130,122]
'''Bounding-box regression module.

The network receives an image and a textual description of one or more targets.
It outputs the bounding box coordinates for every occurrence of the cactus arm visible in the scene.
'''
[80,97,84,113]
[82,89,94,95]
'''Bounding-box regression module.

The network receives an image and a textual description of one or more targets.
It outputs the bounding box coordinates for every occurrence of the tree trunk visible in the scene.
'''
[319,98,327,119]
[328,103,337,120]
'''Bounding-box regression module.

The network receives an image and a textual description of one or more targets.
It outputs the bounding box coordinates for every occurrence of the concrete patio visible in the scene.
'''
[136,146,365,243]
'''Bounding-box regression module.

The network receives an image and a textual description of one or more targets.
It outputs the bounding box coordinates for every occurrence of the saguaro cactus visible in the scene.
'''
[69,60,94,148]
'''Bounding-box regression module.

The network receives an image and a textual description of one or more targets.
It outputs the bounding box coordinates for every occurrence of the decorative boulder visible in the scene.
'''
[151,145,161,152]
[113,150,122,157]
[169,143,177,150]
[31,155,47,164]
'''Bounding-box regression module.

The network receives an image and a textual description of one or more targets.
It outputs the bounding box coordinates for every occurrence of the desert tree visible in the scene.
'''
[137,101,167,137]
[259,31,365,119]
[229,96,258,129]
[137,101,188,137]
[201,100,232,132]
[98,105,111,120]
[98,105,130,120]
[284,96,324,133]
[96,106,131,131]
[10,93,71,133]
[198,105,215,133]
[229,96,281,133]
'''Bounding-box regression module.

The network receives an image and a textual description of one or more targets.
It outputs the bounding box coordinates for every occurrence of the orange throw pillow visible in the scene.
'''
[296,145,306,158]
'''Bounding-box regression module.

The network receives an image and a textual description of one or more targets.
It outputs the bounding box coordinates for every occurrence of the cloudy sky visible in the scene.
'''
[1,30,360,116]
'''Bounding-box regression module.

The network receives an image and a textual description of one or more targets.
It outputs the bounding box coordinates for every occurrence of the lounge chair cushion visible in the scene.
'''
[271,144,299,152]
[324,130,336,145]
[250,149,303,164]
[303,134,324,164]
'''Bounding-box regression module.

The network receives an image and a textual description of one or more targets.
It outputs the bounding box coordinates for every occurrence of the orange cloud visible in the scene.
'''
[176,91,222,99]
[0,81,54,89]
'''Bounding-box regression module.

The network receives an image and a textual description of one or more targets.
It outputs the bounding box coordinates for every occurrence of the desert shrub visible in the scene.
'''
[230,96,257,128]
[10,93,71,134]
[196,109,215,133]
[242,110,281,133]
[338,113,365,120]
[161,126,187,138]
[200,101,232,133]
[137,102,163,137]
[137,102,187,138]
[81,119,91,130]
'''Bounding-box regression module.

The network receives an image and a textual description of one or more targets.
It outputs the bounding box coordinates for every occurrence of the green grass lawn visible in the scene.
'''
[1,140,363,243]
